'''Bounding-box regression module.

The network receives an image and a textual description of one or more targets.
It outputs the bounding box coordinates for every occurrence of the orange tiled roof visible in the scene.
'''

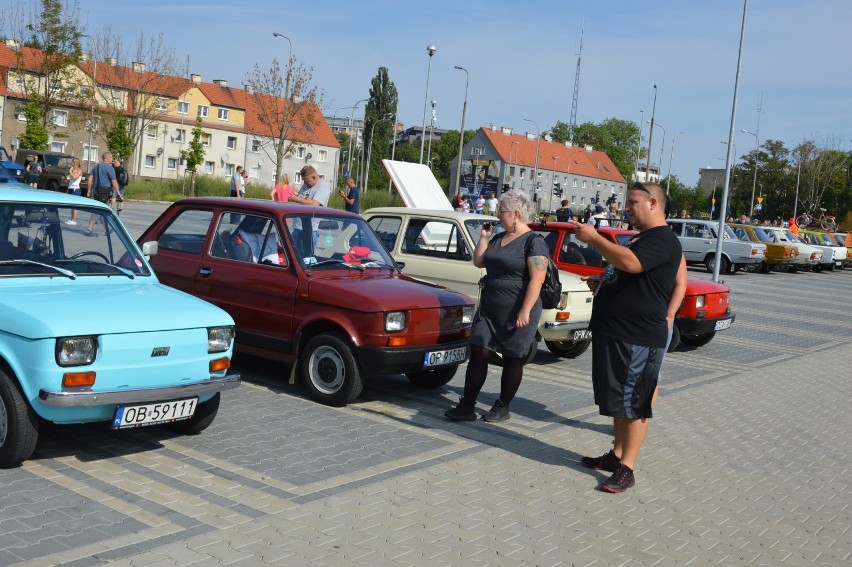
[480,127,626,184]
[243,93,339,148]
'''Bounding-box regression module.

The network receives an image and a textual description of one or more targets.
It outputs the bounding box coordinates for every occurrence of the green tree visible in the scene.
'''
[572,118,641,182]
[18,96,49,150]
[180,116,206,197]
[105,112,132,163]
[544,121,572,144]
[363,67,398,191]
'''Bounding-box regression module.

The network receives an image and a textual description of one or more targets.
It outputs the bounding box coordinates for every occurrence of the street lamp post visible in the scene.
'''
[80,34,97,177]
[419,44,437,164]
[426,100,437,167]
[666,131,683,194]
[646,119,665,183]
[645,85,658,182]
[453,65,468,196]
[522,118,540,196]
[741,128,760,217]
[271,32,292,100]
[364,116,392,193]
[509,141,520,189]
[634,109,644,182]
[550,156,558,212]
[347,98,369,178]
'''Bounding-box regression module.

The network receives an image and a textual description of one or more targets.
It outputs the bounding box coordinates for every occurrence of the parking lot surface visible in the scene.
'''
[1,202,850,566]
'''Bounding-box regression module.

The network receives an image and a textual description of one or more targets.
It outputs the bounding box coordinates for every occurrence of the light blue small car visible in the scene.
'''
[0,187,240,467]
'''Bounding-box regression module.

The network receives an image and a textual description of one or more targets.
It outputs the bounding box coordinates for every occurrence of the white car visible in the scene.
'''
[667,219,766,273]
[761,227,823,271]
[798,230,847,270]
[364,208,594,361]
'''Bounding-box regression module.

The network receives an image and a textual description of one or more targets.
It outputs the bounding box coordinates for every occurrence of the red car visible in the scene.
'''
[139,198,475,406]
[528,221,735,351]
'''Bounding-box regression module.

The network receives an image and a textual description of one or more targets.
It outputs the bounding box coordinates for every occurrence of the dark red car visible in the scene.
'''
[528,221,735,350]
[139,198,475,406]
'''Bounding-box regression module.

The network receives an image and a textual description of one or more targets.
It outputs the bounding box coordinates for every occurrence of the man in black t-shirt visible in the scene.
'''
[572,181,682,494]
[555,199,573,222]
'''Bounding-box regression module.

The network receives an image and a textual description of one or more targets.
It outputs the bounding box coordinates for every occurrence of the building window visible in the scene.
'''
[53,109,68,127]
[571,195,576,203]
[204,161,214,174]
[146,125,158,139]
[198,105,209,118]
[177,101,189,114]
[145,155,156,168]
[84,145,98,162]
[294,172,302,185]
[201,133,211,147]
[573,178,577,188]
[509,166,515,177]
[227,136,237,150]
[318,149,327,162]
[519,168,525,180]
[112,92,121,104]
[296,146,305,158]
[167,158,178,170]
[250,139,261,153]
[224,164,234,176]
[50,141,66,153]
[217,108,229,120]
[580,197,586,204]
[582,180,587,189]
[156,97,167,111]
[174,129,186,142]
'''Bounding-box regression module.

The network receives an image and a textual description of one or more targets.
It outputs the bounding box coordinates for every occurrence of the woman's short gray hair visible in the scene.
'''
[499,189,532,220]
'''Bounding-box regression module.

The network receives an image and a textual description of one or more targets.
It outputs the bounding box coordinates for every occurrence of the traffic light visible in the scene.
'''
[595,190,600,204]
[502,183,509,193]
[553,182,562,197]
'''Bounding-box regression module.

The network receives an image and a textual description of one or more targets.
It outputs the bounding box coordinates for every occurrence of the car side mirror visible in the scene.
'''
[395,261,405,270]
[142,241,159,257]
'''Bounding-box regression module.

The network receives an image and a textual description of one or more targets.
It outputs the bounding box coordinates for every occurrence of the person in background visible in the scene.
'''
[486,193,499,216]
[445,189,547,423]
[555,199,574,222]
[291,165,331,207]
[85,151,119,237]
[474,194,485,214]
[788,217,799,236]
[338,177,360,213]
[64,158,83,225]
[270,173,296,202]
[112,158,129,215]
[572,182,682,493]
[591,204,610,227]
[27,156,42,188]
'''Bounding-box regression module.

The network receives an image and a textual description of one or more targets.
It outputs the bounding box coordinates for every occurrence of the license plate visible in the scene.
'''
[714,319,733,331]
[573,329,592,341]
[113,398,197,430]
[423,347,466,368]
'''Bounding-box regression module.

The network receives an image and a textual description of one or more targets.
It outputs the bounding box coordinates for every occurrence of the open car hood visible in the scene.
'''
[382,159,452,210]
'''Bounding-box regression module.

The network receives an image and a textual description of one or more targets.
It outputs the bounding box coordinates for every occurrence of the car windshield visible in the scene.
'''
[0,203,150,277]
[783,229,802,243]
[284,213,395,269]
[466,218,504,246]
[753,227,775,242]
[832,234,845,246]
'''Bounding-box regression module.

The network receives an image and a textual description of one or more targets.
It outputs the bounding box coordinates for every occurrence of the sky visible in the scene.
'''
[9,0,852,185]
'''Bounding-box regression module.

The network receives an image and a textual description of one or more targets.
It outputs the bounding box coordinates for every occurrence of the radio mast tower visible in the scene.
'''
[569,26,584,145]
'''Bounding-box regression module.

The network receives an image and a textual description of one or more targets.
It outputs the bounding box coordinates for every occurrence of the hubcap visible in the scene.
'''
[309,346,345,395]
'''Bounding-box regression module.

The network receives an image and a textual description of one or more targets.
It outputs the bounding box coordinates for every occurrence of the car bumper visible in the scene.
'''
[677,314,736,335]
[38,373,241,407]
[357,338,470,375]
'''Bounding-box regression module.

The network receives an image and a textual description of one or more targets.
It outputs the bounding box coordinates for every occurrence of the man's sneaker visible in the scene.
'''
[482,399,510,422]
[444,398,477,421]
[580,449,620,472]
[600,464,635,493]
[64,219,77,225]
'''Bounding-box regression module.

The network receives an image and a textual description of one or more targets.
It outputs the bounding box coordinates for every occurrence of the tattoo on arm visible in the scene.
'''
[531,256,547,272]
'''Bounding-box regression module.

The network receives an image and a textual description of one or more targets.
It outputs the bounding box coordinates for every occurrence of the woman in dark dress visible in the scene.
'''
[445,189,548,422]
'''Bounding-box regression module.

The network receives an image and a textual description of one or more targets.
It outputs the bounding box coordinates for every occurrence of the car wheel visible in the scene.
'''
[668,325,682,352]
[679,332,715,347]
[759,262,771,273]
[746,262,761,273]
[0,369,40,469]
[813,265,823,272]
[166,393,220,435]
[704,254,729,274]
[544,338,591,359]
[406,366,458,388]
[300,333,363,406]
[46,180,59,192]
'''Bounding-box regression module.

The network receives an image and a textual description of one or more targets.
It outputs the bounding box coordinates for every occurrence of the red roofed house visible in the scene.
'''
[450,126,627,213]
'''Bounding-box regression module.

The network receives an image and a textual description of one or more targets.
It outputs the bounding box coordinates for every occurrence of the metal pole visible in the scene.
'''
[666,131,682,194]
[272,32,292,100]
[364,117,391,193]
[346,99,368,176]
[388,109,398,194]
[742,128,760,217]
[419,45,437,163]
[634,110,644,182]
[427,100,436,166]
[453,65,468,196]
[523,118,540,196]
[645,85,658,181]
[793,159,801,218]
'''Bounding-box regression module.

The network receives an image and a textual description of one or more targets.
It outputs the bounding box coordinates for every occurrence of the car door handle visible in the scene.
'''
[198,267,213,277]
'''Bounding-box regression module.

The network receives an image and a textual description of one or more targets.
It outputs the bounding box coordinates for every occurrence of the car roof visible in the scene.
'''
[0,185,109,207]
[173,197,362,219]
[364,207,498,221]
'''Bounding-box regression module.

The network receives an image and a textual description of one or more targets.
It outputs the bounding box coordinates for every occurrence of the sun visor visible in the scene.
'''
[382,159,452,210]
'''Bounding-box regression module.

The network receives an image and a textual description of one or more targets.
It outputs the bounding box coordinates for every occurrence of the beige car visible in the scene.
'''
[364,208,594,361]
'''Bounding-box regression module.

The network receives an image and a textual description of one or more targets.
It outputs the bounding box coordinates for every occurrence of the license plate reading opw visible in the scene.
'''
[424,347,466,368]
[714,319,733,331]
[113,398,197,429]
[573,329,592,341]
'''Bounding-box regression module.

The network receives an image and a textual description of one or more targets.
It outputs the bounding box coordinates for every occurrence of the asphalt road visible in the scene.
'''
[1,201,850,566]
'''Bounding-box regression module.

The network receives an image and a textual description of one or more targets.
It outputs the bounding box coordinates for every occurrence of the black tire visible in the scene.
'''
[680,332,715,347]
[789,265,799,273]
[300,333,363,406]
[704,254,730,274]
[746,262,761,273]
[545,338,591,358]
[406,366,458,388]
[0,369,40,468]
[166,393,220,435]
[46,180,60,192]
[813,265,824,273]
[668,324,682,352]
[827,263,835,271]
[758,262,771,274]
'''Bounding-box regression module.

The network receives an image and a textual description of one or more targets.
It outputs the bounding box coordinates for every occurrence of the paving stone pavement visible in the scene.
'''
[1,214,850,565]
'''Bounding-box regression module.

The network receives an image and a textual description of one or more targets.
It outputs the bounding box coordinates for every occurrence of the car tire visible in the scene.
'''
[46,180,59,192]
[704,254,730,274]
[300,333,363,406]
[813,265,823,273]
[166,393,220,435]
[679,332,715,347]
[746,263,761,273]
[668,325,682,352]
[406,366,458,388]
[0,369,40,469]
[544,338,591,359]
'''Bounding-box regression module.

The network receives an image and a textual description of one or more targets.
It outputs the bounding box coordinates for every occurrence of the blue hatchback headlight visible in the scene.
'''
[56,336,97,367]
[208,326,235,353]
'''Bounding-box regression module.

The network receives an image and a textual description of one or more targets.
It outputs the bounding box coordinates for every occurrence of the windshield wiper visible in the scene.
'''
[0,259,77,279]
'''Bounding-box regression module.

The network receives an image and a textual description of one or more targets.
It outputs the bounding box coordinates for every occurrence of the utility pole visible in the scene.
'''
[569,25,584,145]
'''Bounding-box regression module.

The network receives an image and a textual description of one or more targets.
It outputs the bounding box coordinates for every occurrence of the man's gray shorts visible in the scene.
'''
[591,334,664,419]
